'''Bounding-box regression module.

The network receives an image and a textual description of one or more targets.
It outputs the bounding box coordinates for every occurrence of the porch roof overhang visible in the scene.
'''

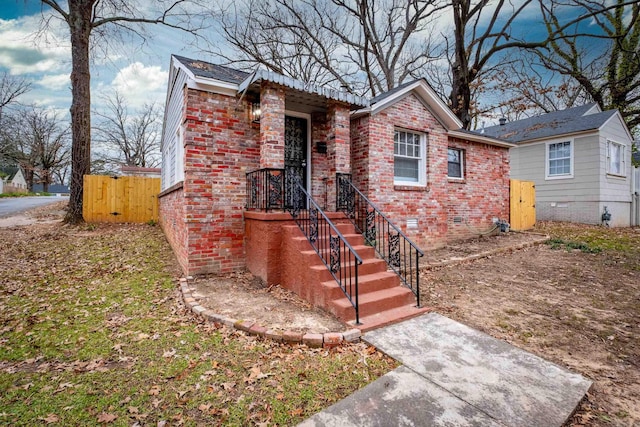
[238,69,370,112]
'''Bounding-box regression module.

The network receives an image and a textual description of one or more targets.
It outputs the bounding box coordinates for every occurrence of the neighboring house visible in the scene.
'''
[120,166,162,178]
[484,104,636,227]
[1,167,28,194]
[159,55,514,279]
[31,183,70,196]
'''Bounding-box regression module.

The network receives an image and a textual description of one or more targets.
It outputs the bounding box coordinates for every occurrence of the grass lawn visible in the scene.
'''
[0,221,395,426]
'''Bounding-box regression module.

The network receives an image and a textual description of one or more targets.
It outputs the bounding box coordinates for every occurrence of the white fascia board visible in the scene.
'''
[448,130,517,148]
[599,111,633,142]
[187,78,238,97]
[171,55,240,96]
[350,106,372,119]
[371,80,463,130]
[513,129,598,147]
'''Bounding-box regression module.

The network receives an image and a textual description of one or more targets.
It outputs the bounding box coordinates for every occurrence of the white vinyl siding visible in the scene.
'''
[160,62,188,190]
[394,129,426,186]
[606,140,625,176]
[546,140,573,179]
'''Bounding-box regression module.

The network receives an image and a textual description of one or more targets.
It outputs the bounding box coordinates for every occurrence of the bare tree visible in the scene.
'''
[38,0,205,223]
[483,54,590,123]
[536,0,640,133]
[0,72,31,121]
[447,0,552,129]
[0,73,31,167]
[93,92,162,170]
[2,107,70,192]
[210,0,446,96]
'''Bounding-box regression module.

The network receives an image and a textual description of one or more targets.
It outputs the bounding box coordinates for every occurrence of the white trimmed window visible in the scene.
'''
[394,129,426,186]
[606,140,625,176]
[448,148,464,179]
[546,140,573,179]
[161,127,184,190]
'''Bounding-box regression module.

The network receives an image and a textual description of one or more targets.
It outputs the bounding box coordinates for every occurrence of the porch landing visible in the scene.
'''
[300,313,591,426]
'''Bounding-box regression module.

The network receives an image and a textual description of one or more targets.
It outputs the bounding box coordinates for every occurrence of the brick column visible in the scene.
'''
[259,82,285,169]
[326,101,351,210]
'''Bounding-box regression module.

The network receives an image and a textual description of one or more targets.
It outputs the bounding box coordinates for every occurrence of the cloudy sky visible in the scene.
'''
[0,1,207,115]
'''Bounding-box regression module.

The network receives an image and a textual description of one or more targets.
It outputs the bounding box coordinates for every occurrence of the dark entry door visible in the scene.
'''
[285,116,308,208]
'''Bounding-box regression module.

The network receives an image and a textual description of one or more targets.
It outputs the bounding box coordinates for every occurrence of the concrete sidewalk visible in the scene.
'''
[300,313,591,426]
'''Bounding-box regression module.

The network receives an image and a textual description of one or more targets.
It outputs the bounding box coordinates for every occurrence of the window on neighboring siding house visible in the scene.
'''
[394,129,426,185]
[607,140,625,176]
[547,141,572,178]
[448,148,464,178]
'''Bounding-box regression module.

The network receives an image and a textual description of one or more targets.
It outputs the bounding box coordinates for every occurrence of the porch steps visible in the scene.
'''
[282,222,428,332]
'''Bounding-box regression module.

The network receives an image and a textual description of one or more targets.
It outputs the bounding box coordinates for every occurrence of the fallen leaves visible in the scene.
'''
[41,413,59,424]
[96,412,117,423]
[0,215,396,426]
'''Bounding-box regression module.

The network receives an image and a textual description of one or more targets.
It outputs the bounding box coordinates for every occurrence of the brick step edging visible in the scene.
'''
[178,277,362,348]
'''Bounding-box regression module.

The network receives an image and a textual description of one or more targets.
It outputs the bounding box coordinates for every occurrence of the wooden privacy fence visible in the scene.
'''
[510,179,536,231]
[83,175,160,223]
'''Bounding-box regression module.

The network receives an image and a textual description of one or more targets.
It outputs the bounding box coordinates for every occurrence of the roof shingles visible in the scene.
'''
[482,103,618,143]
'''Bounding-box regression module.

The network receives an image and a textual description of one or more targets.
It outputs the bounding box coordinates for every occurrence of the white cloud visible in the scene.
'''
[110,62,168,107]
[38,73,70,90]
[0,15,70,75]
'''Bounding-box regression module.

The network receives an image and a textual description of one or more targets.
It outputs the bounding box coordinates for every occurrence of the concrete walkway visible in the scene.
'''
[300,313,592,427]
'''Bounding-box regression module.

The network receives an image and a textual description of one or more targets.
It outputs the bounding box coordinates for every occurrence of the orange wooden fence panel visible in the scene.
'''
[83,175,160,223]
[510,179,536,231]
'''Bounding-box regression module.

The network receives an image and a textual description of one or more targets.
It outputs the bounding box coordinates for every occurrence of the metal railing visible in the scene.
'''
[336,173,424,307]
[245,167,304,211]
[287,176,363,324]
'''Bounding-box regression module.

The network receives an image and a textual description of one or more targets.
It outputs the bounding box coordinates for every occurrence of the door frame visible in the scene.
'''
[284,110,311,194]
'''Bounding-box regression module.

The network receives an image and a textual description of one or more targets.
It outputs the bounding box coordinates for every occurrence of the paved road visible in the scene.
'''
[0,196,66,218]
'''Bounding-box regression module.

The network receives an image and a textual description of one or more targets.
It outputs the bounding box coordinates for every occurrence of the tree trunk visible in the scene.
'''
[450,0,472,129]
[65,1,93,223]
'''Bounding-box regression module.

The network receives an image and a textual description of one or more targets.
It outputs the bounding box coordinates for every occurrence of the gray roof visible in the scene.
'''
[633,150,640,164]
[173,55,249,84]
[482,103,618,143]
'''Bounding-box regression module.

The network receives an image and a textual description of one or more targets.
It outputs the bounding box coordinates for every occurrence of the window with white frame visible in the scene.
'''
[546,140,573,178]
[161,127,184,190]
[448,148,464,179]
[606,140,625,176]
[394,129,426,185]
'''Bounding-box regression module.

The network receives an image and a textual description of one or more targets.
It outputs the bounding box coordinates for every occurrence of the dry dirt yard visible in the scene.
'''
[421,223,640,427]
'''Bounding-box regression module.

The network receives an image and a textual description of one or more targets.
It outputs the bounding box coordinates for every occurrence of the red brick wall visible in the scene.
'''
[159,184,188,272]
[310,112,331,208]
[350,115,371,194]
[350,93,510,250]
[445,137,510,240]
[260,82,285,169]
[161,87,260,276]
[325,102,351,210]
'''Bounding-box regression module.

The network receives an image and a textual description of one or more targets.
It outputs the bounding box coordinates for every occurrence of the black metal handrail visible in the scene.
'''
[245,167,304,211]
[336,173,424,307]
[287,176,363,325]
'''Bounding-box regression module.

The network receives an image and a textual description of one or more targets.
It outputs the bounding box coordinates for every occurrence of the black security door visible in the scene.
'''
[284,116,308,208]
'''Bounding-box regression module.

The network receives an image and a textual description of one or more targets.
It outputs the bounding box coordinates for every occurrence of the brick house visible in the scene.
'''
[160,55,513,329]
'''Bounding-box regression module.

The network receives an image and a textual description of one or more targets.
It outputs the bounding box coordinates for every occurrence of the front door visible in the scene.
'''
[284,115,308,208]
